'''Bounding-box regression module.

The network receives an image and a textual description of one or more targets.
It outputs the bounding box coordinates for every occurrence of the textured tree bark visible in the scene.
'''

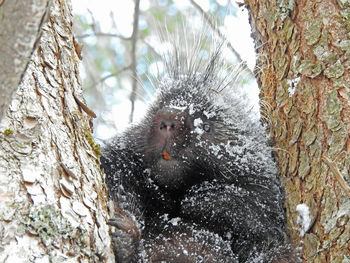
[0,0,50,121]
[0,0,114,262]
[246,0,350,262]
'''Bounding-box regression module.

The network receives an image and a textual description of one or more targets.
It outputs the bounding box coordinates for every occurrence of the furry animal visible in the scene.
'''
[101,28,296,263]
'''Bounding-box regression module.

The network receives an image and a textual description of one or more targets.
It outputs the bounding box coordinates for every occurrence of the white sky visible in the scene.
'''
[71,0,258,139]
[71,0,256,67]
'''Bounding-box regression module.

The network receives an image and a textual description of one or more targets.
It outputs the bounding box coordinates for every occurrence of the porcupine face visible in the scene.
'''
[136,28,266,191]
[141,77,226,191]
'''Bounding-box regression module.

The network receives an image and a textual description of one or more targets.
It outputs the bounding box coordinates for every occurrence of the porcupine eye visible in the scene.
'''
[202,123,211,132]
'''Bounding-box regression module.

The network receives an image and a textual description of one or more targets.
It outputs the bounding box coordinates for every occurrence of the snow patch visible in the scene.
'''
[169,217,181,226]
[203,110,215,119]
[287,77,300,97]
[169,105,187,111]
[296,203,311,237]
[209,144,222,159]
[160,213,169,221]
[189,104,195,115]
[193,118,204,136]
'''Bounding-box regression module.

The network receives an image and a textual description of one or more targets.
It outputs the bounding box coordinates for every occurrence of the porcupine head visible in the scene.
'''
[133,27,274,193]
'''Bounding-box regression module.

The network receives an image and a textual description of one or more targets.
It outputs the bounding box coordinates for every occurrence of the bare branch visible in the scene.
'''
[189,0,255,79]
[76,32,132,41]
[142,38,162,59]
[90,65,131,89]
[129,0,141,123]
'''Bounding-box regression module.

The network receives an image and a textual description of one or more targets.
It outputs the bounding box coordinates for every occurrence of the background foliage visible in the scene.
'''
[72,0,256,139]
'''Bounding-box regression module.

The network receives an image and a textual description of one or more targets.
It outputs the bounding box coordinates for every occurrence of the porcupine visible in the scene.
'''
[101,25,297,263]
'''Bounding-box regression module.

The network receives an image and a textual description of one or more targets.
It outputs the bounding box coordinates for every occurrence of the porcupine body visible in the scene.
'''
[101,27,297,263]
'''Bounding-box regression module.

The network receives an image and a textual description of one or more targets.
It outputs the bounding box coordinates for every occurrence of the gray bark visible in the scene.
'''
[0,0,114,262]
[0,0,50,121]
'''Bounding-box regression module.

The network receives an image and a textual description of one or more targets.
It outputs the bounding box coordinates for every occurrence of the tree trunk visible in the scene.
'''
[246,0,350,262]
[0,0,50,121]
[0,0,114,262]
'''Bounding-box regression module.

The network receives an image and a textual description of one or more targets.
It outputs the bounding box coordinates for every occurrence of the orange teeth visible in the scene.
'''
[162,150,172,160]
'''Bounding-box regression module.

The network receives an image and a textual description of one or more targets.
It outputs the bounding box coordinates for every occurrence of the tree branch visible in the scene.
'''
[90,65,131,89]
[129,0,141,123]
[189,0,255,79]
[76,32,132,41]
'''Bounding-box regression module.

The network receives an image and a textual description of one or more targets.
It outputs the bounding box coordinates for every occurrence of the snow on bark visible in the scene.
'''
[0,0,114,262]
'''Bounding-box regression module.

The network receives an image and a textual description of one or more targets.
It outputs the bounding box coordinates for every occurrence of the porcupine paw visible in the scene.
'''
[108,215,141,263]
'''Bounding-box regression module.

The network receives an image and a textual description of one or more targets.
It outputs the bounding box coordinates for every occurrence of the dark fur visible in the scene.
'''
[101,34,297,262]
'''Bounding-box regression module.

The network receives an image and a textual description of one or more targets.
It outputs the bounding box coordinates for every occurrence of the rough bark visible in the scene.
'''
[246,0,350,262]
[0,0,50,121]
[0,0,114,262]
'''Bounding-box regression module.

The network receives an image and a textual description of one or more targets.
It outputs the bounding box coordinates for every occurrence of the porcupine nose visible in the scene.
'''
[159,120,176,137]
[150,109,192,160]
[156,116,178,160]
[149,108,192,154]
